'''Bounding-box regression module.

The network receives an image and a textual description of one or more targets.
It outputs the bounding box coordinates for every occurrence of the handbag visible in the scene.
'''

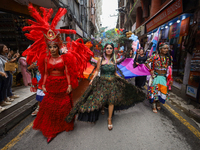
[4,62,18,71]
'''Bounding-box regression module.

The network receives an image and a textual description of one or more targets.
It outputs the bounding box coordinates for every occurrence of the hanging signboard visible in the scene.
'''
[169,22,180,39]
[132,23,136,32]
[135,25,145,36]
[180,17,190,36]
[84,32,88,38]
[76,24,83,37]
[141,25,145,35]
[146,0,183,32]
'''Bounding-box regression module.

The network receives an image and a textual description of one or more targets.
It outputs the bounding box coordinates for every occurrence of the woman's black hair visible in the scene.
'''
[0,44,5,55]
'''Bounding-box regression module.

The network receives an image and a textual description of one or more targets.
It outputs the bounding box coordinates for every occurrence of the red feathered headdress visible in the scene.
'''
[22,4,76,64]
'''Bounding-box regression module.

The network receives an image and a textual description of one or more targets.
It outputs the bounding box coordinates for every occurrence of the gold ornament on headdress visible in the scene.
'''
[44,29,60,41]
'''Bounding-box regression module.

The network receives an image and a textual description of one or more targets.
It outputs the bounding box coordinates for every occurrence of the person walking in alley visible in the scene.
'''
[145,43,173,113]
[134,48,147,89]
[65,43,145,131]
[127,48,134,58]
[22,4,93,143]
[27,61,45,116]
[19,56,31,86]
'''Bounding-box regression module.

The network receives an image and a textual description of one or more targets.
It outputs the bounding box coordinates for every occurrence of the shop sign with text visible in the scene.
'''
[186,85,197,98]
[146,0,183,32]
[135,25,145,35]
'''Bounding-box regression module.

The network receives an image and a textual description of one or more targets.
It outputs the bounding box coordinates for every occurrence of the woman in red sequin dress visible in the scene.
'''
[22,4,93,143]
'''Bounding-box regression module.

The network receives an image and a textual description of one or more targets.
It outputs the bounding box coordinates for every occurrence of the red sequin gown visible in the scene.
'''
[33,55,74,138]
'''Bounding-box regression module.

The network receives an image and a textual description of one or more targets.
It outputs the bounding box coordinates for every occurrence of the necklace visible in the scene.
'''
[159,54,167,68]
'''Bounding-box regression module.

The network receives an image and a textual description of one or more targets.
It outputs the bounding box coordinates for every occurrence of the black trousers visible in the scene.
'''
[135,76,146,88]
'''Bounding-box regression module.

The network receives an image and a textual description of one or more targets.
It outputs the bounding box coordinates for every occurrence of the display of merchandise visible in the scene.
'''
[0,13,32,51]
[191,49,200,72]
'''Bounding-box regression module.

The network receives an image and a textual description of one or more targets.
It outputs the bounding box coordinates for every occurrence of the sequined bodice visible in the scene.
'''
[47,56,65,72]
[100,64,116,76]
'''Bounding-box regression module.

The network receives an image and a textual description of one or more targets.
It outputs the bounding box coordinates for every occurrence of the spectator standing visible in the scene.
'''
[134,48,147,89]
[0,71,7,112]
[0,44,19,106]
[19,56,31,86]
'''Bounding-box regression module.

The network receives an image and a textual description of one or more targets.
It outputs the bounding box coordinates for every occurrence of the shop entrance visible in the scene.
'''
[0,12,33,53]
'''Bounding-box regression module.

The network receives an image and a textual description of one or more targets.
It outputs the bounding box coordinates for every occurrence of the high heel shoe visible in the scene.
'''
[47,137,54,143]
[107,118,113,131]
[101,109,105,115]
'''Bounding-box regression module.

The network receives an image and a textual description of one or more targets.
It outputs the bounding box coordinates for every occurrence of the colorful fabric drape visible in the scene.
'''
[149,27,160,57]
[83,63,95,78]
[83,58,150,79]
[117,58,150,79]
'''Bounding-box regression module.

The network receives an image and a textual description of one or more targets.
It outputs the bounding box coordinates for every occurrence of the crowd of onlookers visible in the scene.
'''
[0,44,32,113]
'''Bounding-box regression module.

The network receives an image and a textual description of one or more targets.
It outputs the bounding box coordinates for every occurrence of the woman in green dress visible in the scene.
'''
[65,43,145,130]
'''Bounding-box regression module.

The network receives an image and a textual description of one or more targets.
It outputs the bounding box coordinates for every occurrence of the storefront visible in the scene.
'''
[0,0,45,53]
[185,9,200,103]
[145,0,188,88]
[159,13,193,88]
[0,12,33,52]
[145,0,200,103]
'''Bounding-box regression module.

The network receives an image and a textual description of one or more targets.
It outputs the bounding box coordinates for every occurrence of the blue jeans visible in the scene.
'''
[0,77,5,102]
[2,71,13,100]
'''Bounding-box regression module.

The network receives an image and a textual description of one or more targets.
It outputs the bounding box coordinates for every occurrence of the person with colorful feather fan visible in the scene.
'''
[22,4,93,143]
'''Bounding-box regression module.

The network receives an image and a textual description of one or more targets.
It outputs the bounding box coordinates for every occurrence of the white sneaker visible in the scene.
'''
[1,101,11,106]
[6,97,15,102]
[10,95,19,99]
[0,106,6,113]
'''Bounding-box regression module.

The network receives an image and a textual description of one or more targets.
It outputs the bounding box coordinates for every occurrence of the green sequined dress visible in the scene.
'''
[65,64,145,123]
